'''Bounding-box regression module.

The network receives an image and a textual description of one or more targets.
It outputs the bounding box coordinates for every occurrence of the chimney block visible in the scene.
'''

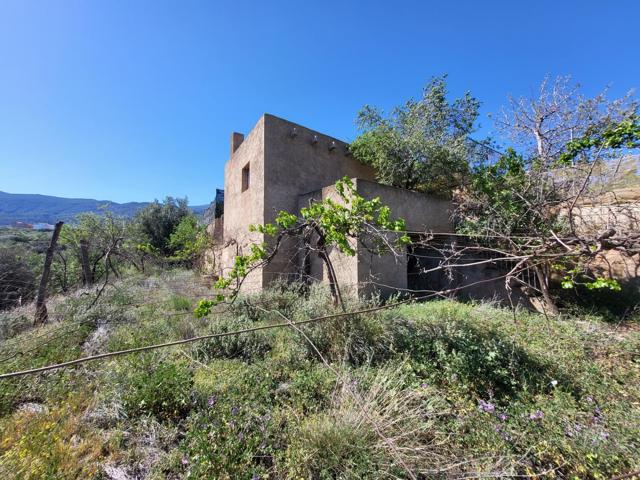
[230,132,244,156]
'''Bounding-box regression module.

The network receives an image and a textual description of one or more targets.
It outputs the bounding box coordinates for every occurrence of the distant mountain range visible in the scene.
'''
[0,191,209,225]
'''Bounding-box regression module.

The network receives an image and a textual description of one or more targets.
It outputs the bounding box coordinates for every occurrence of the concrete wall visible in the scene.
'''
[211,114,552,307]
[219,116,267,290]
[353,180,452,297]
[261,114,376,284]
[297,179,454,298]
[216,114,377,291]
[211,113,537,306]
[353,179,452,232]
[262,114,376,223]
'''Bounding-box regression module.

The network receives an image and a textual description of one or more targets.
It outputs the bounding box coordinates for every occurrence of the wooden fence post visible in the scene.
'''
[34,221,63,326]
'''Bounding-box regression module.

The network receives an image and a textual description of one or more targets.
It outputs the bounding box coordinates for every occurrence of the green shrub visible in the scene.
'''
[120,356,194,421]
[284,284,397,365]
[169,295,191,312]
[193,316,273,363]
[285,364,448,479]
[282,362,336,414]
[228,279,307,322]
[0,393,104,479]
[0,322,95,416]
[391,301,575,400]
[454,390,640,478]
[286,411,379,479]
[182,360,282,478]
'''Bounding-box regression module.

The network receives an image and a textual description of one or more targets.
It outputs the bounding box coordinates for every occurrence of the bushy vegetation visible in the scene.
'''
[351,76,639,314]
[0,273,638,478]
[350,75,485,196]
[0,197,212,314]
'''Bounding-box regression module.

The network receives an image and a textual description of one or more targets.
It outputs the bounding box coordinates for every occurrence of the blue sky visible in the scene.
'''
[0,0,638,205]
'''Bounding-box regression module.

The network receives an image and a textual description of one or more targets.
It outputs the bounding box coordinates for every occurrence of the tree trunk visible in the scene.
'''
[80,239,93,286]
[56,251,68,292]
[318,246,346,312]
[34,221,63,326]
[533,263,559,316]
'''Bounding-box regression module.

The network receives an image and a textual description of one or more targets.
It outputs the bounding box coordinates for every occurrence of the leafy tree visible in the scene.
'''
[458,148,563,238]
[57,211,129,289]
[168,215,212,268]
[135,197,191,254]
[350,75,485,196]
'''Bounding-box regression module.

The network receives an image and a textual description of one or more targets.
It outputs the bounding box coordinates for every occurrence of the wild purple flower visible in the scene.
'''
[585,396,594,403]
[529,410,544,421]
[592,407,603,423]
[478,399,495,413]
[231,406,239,416]
[494,425,502,432]
[498,413,508,422]
[420,382,428,389]
[252,475,260,480]
[208,395,217,407]
[181,456,189,466]
[600,431,610,441]
[238,432,245,441]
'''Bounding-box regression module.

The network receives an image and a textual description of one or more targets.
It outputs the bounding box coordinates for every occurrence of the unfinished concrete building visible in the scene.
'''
[209,114,523,301]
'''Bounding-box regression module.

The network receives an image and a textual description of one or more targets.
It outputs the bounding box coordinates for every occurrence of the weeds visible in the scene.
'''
[0,271,638,478]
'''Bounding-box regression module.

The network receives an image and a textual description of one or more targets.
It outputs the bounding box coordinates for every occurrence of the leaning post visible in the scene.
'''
[34,221,64,326]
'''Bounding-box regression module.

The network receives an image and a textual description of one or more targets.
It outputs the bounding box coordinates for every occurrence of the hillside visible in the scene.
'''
[0,271,638,478]
[0,191,209,225]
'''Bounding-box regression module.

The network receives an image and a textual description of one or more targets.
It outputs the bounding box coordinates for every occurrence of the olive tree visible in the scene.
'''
[350,75,486,196]
[135,196,191,254]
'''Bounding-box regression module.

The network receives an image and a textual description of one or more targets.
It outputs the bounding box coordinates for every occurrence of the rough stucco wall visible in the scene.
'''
[215,114,456,298]
[263,114,376,223]
[217,114,376,291]
[219,116,267,291]
[298,180,454,298]
[262,114,376,284]
[357,240,407,298]
[354,179,452,232]
[352,180,453,297]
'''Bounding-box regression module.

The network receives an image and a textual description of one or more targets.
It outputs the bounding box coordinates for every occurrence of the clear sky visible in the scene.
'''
[0,0,638,205]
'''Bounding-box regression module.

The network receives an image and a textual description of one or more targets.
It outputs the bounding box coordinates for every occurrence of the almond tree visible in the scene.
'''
[454,77,639,313]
